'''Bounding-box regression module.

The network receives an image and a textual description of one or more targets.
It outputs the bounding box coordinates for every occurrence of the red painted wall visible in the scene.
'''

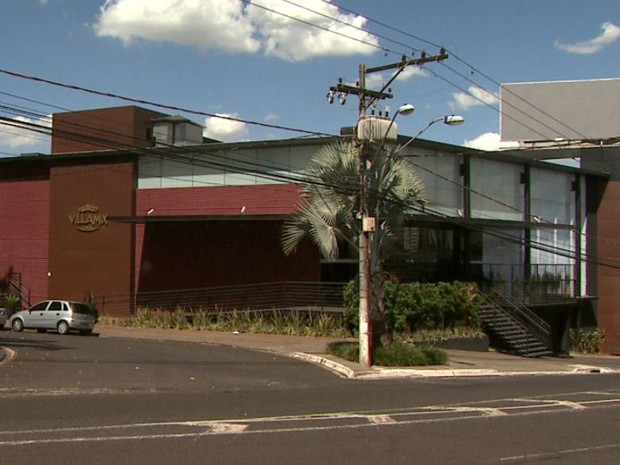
[136,184,301,216]
[597,181,620,354]
[52,106,166,154]
[0,179,50,305]
[48,162,136,310]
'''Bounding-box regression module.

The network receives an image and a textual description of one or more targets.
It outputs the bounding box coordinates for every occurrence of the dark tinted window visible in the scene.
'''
[30,302,49,311]
[48,301,62,311]
[70,303,94,315]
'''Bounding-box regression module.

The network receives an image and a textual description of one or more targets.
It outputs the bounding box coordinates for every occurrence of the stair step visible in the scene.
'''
[480,298,552,358]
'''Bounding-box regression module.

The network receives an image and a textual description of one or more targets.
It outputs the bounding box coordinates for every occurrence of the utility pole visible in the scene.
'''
[328,51,449,367]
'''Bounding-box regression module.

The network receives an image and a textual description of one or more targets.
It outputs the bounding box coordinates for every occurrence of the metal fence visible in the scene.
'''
[99,281,348,316]
[478,263,575,303]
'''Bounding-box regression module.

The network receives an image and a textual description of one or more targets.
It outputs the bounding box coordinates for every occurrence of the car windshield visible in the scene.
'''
[70,302,95,316]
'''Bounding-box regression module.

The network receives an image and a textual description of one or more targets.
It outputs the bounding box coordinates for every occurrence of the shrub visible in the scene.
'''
[374,342,448,367]
[344,279,481,335]
[2,293,21,316]
[570,328,605,354]
[327,341,447,367]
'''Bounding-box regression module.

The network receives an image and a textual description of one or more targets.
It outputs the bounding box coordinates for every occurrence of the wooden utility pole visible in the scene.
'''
[328,51,449,367]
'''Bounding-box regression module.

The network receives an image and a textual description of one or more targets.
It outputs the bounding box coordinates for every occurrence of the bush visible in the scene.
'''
[344,279,481,335]
[570,328,605,354]
[2,293,21,316]
[327,341,448,367]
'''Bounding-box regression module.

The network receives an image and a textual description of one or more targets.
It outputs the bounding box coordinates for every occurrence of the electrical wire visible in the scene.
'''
[0,68,334,139]
[0,1,615,270]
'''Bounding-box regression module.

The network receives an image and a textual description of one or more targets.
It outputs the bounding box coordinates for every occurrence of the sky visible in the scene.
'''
[0,0,619,157]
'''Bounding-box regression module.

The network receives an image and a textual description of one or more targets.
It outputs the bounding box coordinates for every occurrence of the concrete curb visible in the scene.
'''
[292,352,619,379]
[293,352,501,379]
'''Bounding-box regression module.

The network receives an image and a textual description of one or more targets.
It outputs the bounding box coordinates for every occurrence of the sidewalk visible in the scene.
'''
[96,325,620,379]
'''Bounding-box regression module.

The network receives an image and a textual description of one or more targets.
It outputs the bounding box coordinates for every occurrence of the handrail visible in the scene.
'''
[6,271,30,309]
[100,281,348,315]
[486,288,552,349]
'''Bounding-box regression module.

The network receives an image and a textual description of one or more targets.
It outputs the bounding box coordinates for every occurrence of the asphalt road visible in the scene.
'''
[1,330,619,464]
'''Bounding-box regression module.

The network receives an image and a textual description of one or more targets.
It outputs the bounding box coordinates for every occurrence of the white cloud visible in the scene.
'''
[204,114,248,142]
[39,0,49,5]
[464,132,521,152]
[251,0,376,61]
[264,113,279,122]
[95,0,259,53]
[0,116,51,151]
[464,132,500,151]
[450,86,498,111]
[94,0,377,61]
[555,21,620,54]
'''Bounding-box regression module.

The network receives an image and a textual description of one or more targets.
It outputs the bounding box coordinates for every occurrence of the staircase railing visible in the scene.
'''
[100,281,348,316]
[485,288,552,351]
[6,271,31,309]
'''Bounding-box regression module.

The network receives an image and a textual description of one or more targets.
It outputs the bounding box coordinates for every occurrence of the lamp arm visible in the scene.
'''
[393,117,442,156]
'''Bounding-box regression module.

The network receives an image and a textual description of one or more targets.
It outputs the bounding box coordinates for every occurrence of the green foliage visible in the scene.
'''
[327,341,360,362]
[1,293,21,315]
[327,341,447,367]
[281,141,425,261]
[570,328,605,354]
[344,279,481,335]
[117,306,349,338]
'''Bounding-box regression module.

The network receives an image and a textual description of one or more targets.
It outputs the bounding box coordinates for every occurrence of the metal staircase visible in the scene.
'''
[480,289,553,358]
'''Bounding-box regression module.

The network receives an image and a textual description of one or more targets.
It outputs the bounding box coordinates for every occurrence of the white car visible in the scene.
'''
[9,300,96,335]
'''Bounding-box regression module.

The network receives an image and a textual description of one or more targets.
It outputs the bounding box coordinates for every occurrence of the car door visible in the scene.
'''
[25,301,51,328]
[44,301,64,329]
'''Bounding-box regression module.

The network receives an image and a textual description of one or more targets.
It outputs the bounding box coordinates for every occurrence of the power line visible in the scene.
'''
[315,0,591,141]
[0,67,334,139]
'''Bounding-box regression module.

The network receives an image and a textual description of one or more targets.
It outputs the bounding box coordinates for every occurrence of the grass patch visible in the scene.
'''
[327,341,448,367]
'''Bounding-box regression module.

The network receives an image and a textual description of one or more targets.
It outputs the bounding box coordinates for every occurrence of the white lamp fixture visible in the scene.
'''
[397,103,415,116]
[443,115,465,126]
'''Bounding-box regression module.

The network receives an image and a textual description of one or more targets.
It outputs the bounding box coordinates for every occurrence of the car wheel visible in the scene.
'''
[57,320,70,335]
[12,318,24,332]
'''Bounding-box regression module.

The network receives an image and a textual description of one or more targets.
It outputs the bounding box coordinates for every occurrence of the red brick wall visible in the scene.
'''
[134,184,318,293]
[136,184,301,216]
[136,220,319,293]
[0,179,50,305]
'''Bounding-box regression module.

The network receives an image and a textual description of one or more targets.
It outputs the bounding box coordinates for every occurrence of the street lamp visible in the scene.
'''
[394,114,464,155]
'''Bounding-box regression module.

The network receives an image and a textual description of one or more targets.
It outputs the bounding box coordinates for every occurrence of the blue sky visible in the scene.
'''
[0,0,619,157]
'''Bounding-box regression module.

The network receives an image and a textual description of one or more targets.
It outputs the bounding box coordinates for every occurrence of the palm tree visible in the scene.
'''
[281,140,425,346]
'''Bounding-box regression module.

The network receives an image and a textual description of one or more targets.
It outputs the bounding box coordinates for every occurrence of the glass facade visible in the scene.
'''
[137,140,584,299]
[470,158,524,221]
[407,155,463,217]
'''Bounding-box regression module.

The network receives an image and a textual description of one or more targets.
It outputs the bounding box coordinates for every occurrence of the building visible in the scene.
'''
[0,105,612,353]
[499,78,620,354]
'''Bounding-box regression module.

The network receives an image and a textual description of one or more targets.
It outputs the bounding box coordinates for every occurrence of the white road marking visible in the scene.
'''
[1,391,618,447]
[500,443,620,462]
